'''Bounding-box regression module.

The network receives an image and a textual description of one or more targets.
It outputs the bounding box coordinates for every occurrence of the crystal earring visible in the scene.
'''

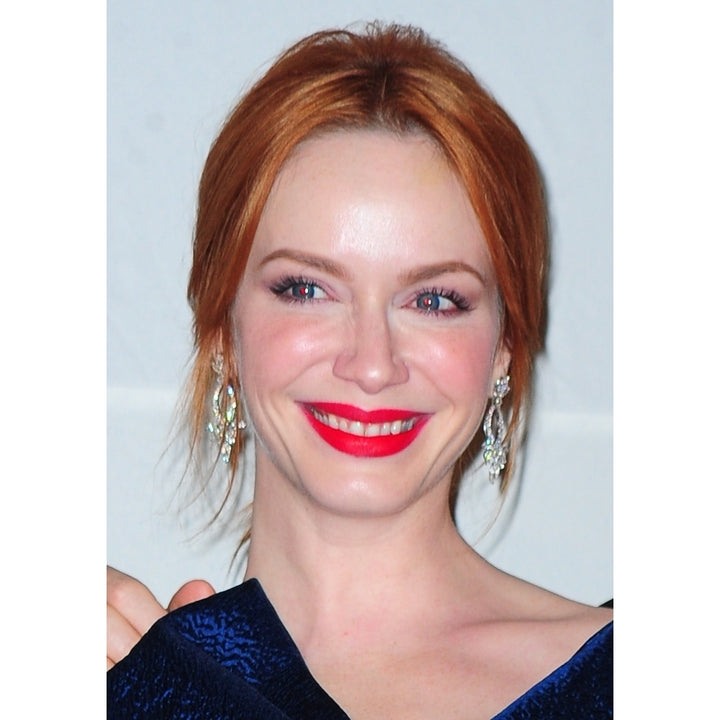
[482,375,510,484]
[207,355,246,463]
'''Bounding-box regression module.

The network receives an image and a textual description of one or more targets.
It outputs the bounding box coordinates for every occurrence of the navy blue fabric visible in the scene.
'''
[492,622,613,719]
[108,579,348,719]
[107,579,612,718]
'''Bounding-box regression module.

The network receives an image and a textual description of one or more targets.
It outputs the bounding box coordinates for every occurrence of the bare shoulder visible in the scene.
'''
[515,593,613,667]
[504,570,612,625]
[452,564,613,687]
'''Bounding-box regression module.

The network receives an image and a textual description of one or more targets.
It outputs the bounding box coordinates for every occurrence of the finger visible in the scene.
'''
[106,602,142,666]
[107,566,167,635]
[168,579,216,612]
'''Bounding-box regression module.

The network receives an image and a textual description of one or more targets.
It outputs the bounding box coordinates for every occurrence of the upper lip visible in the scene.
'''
[301,402,424,423]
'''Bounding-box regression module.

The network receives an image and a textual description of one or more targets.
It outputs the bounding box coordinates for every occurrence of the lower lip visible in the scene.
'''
[301,406,429,458]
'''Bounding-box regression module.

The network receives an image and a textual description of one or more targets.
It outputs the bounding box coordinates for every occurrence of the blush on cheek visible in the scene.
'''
[238,317,337,379]
[424,339,495,388]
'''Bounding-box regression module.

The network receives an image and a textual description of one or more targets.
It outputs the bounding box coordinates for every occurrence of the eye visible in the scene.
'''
[270,276,329,302]
[289,282,325,300]
[415,291,453,312]
[412,288,470,314]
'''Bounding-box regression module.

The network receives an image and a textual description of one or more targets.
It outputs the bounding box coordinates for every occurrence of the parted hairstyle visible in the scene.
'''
[186,22,548,496]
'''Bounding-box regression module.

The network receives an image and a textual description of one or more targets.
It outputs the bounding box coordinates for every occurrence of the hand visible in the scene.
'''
[107,566,215,669]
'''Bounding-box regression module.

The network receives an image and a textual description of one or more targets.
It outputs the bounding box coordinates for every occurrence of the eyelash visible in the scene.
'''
[269,275,327,303]
[412,287,471,315]
[269,276,471,315]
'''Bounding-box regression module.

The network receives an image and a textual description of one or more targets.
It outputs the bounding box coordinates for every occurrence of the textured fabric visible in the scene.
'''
[107,579,612,719]
[107,579,349,719]
[492,622,613,719]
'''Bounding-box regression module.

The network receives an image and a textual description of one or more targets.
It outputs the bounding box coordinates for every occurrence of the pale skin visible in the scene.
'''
[108,131,611,718]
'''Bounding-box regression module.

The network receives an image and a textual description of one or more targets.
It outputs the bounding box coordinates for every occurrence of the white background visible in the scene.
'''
[107,0,613,607]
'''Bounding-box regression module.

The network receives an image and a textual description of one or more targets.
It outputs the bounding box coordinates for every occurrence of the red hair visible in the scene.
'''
[186,23,547,494]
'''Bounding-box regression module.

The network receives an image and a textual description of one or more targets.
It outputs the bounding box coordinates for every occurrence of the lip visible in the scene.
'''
[300,402,430,458]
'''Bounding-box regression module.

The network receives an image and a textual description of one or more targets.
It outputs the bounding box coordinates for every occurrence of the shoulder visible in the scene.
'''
[107,579,279,680]
[531,600,613,661]
[107,580,349,719]
[160,578,307,679]
[165,578,272,641]
[452,595,611,681]
[486,573,613,670]
[107,579,291,692]
[443,566,613,715]
[476,561,613,630]
[493,621,613,719]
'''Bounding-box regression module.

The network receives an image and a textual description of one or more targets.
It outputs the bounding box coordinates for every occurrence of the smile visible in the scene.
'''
[300,402,430,457]
[308,408,419,437]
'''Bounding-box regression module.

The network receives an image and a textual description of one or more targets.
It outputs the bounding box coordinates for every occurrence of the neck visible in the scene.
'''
[243,453,483,649]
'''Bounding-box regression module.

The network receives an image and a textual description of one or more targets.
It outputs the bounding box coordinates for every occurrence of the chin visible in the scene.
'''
[293,459,450,520]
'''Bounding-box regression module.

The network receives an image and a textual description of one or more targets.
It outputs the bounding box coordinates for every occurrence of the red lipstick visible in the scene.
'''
[301,402,429,458]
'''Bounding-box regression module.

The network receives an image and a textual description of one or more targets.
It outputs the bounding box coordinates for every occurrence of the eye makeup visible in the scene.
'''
[410,286,471,315]
[269,275,330,303]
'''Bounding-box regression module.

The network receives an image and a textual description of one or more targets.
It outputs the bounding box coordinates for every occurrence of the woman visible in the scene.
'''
[107,24,612,719]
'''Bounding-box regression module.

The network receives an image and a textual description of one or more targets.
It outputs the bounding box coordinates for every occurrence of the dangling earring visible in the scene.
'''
[482,375,510,484]
[207,355,246,463]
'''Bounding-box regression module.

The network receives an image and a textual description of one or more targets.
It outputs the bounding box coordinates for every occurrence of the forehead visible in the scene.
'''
[251,129,491,270]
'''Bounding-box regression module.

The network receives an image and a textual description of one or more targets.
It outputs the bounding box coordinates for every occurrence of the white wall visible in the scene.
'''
[107,0,612,607]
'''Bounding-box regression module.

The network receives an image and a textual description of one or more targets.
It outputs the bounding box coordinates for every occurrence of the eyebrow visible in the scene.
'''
[258,249,351,280]
[258,249,487,286]
[399,261,488,287]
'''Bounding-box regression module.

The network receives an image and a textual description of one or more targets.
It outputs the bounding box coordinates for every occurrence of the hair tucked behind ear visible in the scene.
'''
[184,22,547,506]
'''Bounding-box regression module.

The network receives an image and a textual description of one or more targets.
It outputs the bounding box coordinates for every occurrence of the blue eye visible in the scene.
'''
[270,276,328,302]
[291,282,318,299]
[414,290,467,313]
[416,292,443,311]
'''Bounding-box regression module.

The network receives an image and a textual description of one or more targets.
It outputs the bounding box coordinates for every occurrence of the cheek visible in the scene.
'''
[235,310,335,387]
[416,331,498,398]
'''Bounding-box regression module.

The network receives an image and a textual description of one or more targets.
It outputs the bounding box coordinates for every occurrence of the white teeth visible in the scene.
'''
[309,408,418,437]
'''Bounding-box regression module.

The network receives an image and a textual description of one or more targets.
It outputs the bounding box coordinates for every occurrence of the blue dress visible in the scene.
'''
[107,579,612,719]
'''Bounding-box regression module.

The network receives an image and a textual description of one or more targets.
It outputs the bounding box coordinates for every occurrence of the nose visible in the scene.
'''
[332,304,409,394]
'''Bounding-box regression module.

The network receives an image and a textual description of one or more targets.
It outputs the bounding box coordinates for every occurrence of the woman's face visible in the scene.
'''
[233,130,508,519]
